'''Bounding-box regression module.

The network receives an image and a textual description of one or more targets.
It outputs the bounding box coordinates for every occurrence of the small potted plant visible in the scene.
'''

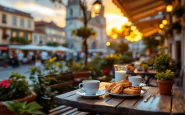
[142,64,149,72]
[0,72,36,115]
[155,70,175,95]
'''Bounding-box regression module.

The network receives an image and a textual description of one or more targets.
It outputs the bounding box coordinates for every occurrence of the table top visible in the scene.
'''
[126,70,158,75]
[55,82,172,115]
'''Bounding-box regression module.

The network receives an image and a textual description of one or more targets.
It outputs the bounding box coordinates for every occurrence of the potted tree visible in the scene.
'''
[155,70,175,95]
[142,64,149,72]
[0,72,36,115]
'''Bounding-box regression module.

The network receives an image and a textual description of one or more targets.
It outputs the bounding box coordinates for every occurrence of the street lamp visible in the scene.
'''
[166,3,173,12]
[93,0,102,15]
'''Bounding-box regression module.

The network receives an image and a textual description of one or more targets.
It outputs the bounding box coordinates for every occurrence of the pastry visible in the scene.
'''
[111,84,124,94]
[123,86,141,95]
[117,79,132,87]
[105,82,116,91]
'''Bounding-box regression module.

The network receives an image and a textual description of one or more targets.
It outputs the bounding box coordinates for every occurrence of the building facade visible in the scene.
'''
[32,29,47,45]
[65,0,107,51]
[35,21,66,45]
[0,4,34,44]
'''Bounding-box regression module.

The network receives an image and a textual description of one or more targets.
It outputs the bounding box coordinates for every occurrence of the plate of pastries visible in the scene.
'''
[105,79,144,97]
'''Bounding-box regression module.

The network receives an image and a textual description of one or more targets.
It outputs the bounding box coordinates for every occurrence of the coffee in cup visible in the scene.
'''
[128,76,144,86]
[78,80,100,95]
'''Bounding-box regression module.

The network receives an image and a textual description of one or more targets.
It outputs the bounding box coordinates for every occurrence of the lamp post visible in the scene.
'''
[78,0,102,66]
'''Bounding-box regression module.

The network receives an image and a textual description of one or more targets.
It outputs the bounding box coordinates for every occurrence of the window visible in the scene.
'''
[53,38,56,42]
[19,32,24,37]
[2,14,7,24]
[28,34,31,40]
[20,18,24,27]
[61,32,65,36]
[12,32,16,37]
[12,16,17,26]
[28,20,31,28]
[70,8,73,17]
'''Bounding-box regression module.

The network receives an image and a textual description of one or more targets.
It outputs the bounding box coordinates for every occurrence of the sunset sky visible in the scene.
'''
[0,0,128,34]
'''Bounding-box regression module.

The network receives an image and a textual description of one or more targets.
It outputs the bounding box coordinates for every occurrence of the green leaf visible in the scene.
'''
[25,102,43,111]
[2,101,15,112]
[28,110,46,115]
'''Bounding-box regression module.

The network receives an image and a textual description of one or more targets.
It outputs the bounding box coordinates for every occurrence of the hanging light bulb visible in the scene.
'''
[159,24,164,29]
[162,19,168,25]
[106,42,111,46]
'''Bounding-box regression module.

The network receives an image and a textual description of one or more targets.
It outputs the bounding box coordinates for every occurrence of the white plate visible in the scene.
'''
[76,90,105,98]
[106,90,145,97]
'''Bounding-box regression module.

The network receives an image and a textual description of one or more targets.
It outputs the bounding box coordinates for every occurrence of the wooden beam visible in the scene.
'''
[130,1,165,16]
[132,5,166,22]
[143,28,158,37]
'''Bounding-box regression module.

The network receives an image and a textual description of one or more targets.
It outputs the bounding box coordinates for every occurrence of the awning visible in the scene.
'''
[112,0,166,37]
[88,49,107,53]
[135,18,162,37]
[112,0,166,23]
[8,45,74,52]
[0,46,8,50]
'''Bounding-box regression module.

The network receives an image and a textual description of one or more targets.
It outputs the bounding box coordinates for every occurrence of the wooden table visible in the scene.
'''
[55,82,176,115]
[127,70,158,86]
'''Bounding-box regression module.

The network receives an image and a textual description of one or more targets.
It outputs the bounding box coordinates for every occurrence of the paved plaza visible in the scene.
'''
[0,65,34,81]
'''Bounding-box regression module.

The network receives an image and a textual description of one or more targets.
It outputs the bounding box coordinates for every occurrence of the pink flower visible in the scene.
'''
[0,80,10,88]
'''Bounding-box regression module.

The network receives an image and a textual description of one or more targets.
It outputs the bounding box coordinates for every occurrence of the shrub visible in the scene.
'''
[155,70,175,80]
[10,36,31,44]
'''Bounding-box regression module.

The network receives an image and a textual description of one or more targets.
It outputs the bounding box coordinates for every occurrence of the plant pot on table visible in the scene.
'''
[0,92,36,115]
[157,80,173,95]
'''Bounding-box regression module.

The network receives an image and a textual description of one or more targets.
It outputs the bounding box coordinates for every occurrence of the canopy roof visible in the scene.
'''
[112,0,166,37]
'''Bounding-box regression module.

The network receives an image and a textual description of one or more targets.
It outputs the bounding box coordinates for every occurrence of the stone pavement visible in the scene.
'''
[0,65,34,81]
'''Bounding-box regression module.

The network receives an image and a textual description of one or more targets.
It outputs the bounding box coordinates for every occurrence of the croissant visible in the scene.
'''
[105,82,116,91]
[117,80,132,87]
[111,84,124,94]
[123,86,141,95]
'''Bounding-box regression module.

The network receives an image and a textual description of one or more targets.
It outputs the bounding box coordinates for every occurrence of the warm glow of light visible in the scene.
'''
[113,34,118,39]
[53,38,56,42]
[13,32,16,37]
[162,19,168,25]
[166,4,173,12]
[20,32,24,37]
[28,34,31,40]
[159,24,164,29]
[106,42,111,46]
[94,4,101,14]
[158,29,162,33]
[131,26,136,30]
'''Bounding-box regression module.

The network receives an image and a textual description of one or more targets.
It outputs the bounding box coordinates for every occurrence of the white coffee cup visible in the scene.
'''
[115,71,127,82]
[78,80,100,95]
[128,76,144,86]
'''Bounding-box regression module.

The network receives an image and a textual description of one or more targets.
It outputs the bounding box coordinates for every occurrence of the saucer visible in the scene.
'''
[76,90,105,98]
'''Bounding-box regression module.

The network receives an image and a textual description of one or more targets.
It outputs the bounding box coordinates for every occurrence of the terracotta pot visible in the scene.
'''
[0,92,36,115]
[157,80,173,95]
[144,69,148,72]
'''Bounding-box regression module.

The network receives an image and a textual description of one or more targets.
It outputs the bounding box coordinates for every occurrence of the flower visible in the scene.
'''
[0,80,10,88]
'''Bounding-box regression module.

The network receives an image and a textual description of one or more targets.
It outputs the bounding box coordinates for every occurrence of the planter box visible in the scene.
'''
[0,92,36,115]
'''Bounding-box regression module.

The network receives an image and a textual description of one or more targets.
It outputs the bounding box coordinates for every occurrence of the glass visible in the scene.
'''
[114,64,127,72]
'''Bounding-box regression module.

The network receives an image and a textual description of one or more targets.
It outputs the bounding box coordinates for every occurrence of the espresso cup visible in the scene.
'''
[115,71,127,82]
[78,80,100,95]
[128,76,144,86]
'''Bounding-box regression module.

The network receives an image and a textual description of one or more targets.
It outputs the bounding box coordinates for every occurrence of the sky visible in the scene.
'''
[0,0,129,34]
